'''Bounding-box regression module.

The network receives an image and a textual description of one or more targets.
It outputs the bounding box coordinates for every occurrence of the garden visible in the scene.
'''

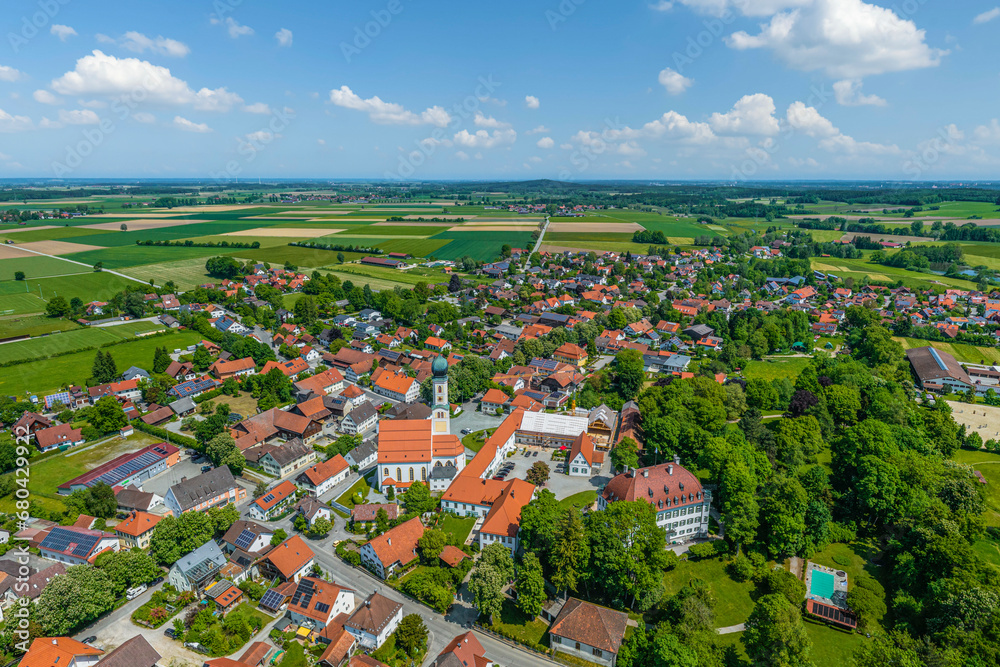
[131,585,193,628]
[174,603,270,656]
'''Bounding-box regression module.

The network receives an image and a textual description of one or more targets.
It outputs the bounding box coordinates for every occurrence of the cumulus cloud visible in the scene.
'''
[725,0,947,78]
[50,24,77,41]
[329,86,451,127]
[243,102,271,114]
[536,137,555,149]
[473,112,510,129]
[244,130,277,143]
[524,95,540,109]
[132,112,155,123]
[709,93,780,135]
[0,109,32,132]
[275,28,293,47]
[455,151,470,160]
[785,101,898,154]
[211,17,254,38]
[33,90,61,105]
[833,79,887,107]
[658,67,693,94]
[975,119,1000,142]
[453,128,517,149]
[173,116,212,132]
[58,109,99,125]
[50,51,243,111]
[116,32,191,57]
[0,66,24,82]
[526,125,550,135]
[974,7,1000,24]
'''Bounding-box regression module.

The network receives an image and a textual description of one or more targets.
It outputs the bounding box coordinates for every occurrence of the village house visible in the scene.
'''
[248,480,299,521]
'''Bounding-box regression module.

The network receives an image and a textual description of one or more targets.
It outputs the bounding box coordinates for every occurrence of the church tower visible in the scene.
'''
[431,355,450,435]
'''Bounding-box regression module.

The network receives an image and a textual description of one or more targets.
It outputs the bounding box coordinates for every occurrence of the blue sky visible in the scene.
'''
[1,0,999,181]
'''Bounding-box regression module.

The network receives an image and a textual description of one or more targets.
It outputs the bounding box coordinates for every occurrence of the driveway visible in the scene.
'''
[451,409,504,440]
[141,456,211,497]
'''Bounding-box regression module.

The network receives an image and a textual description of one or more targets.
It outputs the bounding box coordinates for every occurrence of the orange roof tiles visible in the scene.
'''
[366,517,424,569]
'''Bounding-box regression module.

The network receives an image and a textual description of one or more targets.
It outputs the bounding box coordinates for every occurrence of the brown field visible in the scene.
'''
[82,213,191,219]
[460,220,540,227]
[448,225,539,232]
[2,226,58,234]
[372,221,456,227]
[152,205,254,213]
[83,218,211,231]
[790,214,1000,225]
[402,214,475,220]
[549,222,643,233]
[839,232,931,244]
[539,244,599,254]
[20,240,106,255]
[947,401,1000,440]
[0,245,34,259]
[222,227,345,238]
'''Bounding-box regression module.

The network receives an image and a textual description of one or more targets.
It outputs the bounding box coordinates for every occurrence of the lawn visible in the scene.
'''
[0,293,48,315]
[0,321,169,365]
[0,271,144,302]
[0,329,201,396]
[892,336,1000,365]
[275,643,307,667]
[484,598,550,648]
[212,392,260,420]
[336,476,372,509]
[0,255,91,281]
[952,448,1000,526]
[0,314,81,338]
[558,491,597,511]
[804,618,867,667]
[742,357,811,381]
[438,514,476,544]
[462,430,492,453]
[662,556,755,627]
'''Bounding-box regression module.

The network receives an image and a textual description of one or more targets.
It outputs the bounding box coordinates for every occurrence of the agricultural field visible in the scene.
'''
[0,321,168,366]
[810,257,978,290]
[892,337,1000,365]
[0,328,202,396]
[0,271,146,303]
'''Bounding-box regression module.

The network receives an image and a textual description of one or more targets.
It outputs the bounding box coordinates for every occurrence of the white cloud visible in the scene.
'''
[329,85,451,127]
[785,101,898,154]
[974,119,1000,142]
[726,0,947,78]
[0,66,24,82]
[833,79,886,107]
[455,151,470,160]
[525,95,540,109]
[657,67,693,94]
[211,17,254,39]
[50,24,77,41]
[243,102,272,114]
[50,51,243,111]
[473,112,510,129]
[650,1,674,10]
[526,125,550,135]
[173,116,212,132]
[560,143,573,149]
[709,93,780,135]
[132,112,155,123]
[477,96,506,106]
[529,156,543,163]
[674,0,813,17]
[317,139,326,146]
[632,111,717,144]
[0,109,32,132]
[275,28,293,47]
[33,90,61,105]
[244,130,277,143]
[38,117,62,129]
[536,137,555,149]
[58,109,99,125]
[118,32,190,57]
[974,7,1000,24]
[78,99,107,108]
[453,128,517,149]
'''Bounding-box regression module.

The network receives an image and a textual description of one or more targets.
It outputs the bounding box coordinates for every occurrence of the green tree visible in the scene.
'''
[417,528,448,562]
[46,296,70,318]
[551,507,589,595]
[337,252,345,263]
[744,594,815,667]
[516,552,546,617]
[94,548,160,596]
[518,489,561,563]
[760,476,808,558]
[525,461,550,486]
[13,271,24,281]
[614,349,645,401]
[149,512,215,565]
[720,458,759,552]
[206,432,246,475]
[469,543,515,619]
[395,613,428,658]
[207,503,240,534]
[271,529,288,546]
[403,481,436,514]
[37,565,116,635]
[610,436,640,472]
[192,346,213,372]
[91,350,118,384]
[586,500,670,609]
[152,346,171,373]
[90,395,127,434]
[83,482,117,518]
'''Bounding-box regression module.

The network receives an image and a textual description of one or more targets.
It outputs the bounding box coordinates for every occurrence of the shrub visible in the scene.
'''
[728,554,757,582]
[826,522,857,543]
[687,540,727,560]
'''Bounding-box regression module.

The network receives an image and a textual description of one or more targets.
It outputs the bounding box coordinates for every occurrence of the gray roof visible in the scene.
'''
[346,401,378,425]
[170,396,197,414]
[263,439,314,466]
[97,635,161,667]
[174,540,226,579]
[115,487,156,511]
[345,438,378,467]
[168,467,237,512]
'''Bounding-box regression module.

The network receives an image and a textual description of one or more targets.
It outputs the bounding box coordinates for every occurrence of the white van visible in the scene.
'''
[126,584,147,600]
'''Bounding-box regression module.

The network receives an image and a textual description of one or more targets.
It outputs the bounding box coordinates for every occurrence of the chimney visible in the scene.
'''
[642,469,648,478]
[668,465,673,476]
[673,453,681,465]
[387,538,392,546]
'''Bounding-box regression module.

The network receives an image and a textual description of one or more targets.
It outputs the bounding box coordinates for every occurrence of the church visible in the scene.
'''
[376,355,465,492]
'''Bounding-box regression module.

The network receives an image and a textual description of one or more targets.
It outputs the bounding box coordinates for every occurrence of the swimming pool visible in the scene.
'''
[810,570,835,599]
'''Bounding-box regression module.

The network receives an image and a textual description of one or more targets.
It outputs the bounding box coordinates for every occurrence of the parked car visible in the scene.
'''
[81,636,97,645]
[184,642,209,654]
[492,475,504,481]
[201,465,213,473]
[151,576,164,585]
[532,451,539,457]
[461,428,471,435]
[163,629,178,639]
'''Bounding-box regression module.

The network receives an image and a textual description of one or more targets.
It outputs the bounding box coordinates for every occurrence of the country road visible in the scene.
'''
[530,217,550,255]
[7,244,156,288]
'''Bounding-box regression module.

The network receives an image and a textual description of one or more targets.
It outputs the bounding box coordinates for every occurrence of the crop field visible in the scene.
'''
[428,231,534,260]
[0,254,91,281]
[0,329,201,396]
[545,232,638,243]
[0,271,145,302]
[810,257,977,290]
[347,225,451,236]
[540,240,653,254]
[0,226,115,243]
[328,264,451,287]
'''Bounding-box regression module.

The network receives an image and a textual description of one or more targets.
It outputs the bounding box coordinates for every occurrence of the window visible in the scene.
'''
[552,636,560,644]
[409,468,414,482]
[575,642,581,650]
[421,468,426,481]
[396,467,401,481]
[593,648,603,657]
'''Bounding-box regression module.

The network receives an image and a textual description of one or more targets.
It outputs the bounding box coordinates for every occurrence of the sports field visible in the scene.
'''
[0,321,168,366]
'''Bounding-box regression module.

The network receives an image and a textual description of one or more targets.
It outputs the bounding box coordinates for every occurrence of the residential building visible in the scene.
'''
[567,432,601,477]
[344,438,378,470]
[164,466,246,516]
[287,576,356,630]
[97,635,160,667]
[295,454,350,496]
[210,356,257,380]
[341,401,378,435]
[550,598,628,667]
[220,520,273,554]
[351,503,399,529]
[39,526,119,565]
[248,480,298,521]
[114,511,162,549]
[168,540,227,593]
[359,517,424,579]
[263,534,315,583]
[344,592,403,650]
[19,637,103,667]
[430,632,496,667]
[372,371,420,403]
[294,495,332,526]
[477,479,534,554]
[553,342,588,367]
[258,439,318,478]
[34,424,85,453]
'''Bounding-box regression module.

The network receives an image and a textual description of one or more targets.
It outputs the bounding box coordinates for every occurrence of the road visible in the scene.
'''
[8,244,158,288]
[530,217,550,255]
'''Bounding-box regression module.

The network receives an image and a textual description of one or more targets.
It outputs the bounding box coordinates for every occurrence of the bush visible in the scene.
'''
[345,551,361,567]
[728,554,757,582]
[687,540,727,560]
[826,522,857,543]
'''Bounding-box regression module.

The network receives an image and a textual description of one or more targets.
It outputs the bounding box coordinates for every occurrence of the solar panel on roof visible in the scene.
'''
[234,529,256,551]
[41,527,101,558]
[262,493,275,503]
[315,602,330,614]
[260,588,285,610]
